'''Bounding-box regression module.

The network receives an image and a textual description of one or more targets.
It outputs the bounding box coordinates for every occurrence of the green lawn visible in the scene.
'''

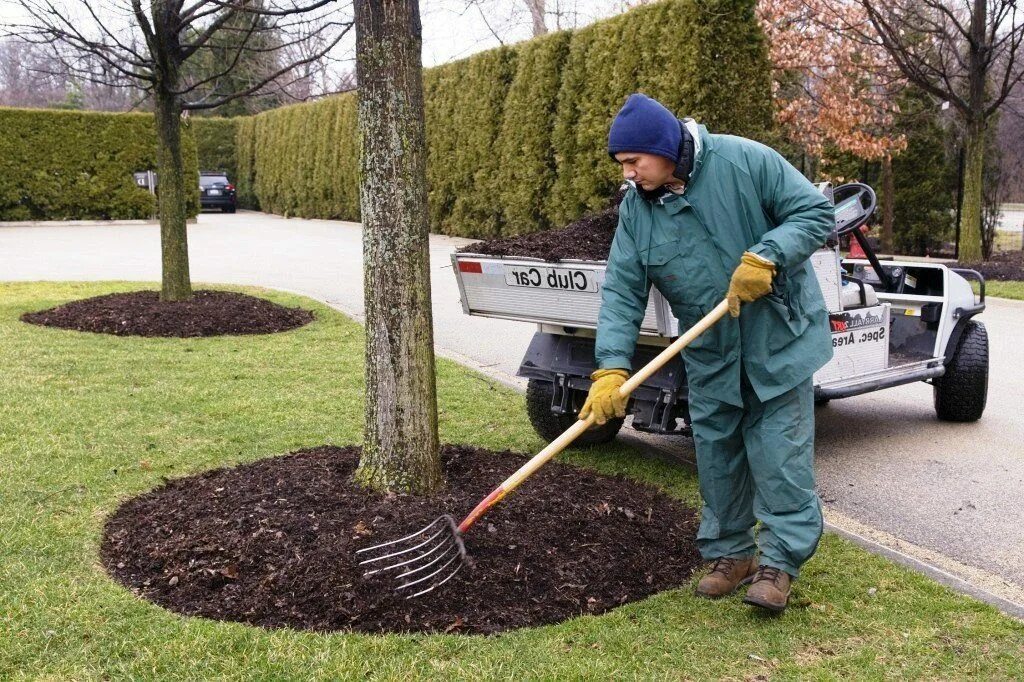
[993,231,1023,253]
[1,281,1022,680]
[985,280,1024,301]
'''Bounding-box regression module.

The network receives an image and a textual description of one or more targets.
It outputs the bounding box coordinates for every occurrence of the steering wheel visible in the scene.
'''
[832,183,877,236]
[832,182,893,290]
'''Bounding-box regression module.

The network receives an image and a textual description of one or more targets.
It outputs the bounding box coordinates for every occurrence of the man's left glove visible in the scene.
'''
[727,251,776,318]
[579,369,629,426]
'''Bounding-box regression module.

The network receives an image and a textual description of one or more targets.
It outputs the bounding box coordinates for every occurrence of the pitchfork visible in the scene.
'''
[356,300,730,598]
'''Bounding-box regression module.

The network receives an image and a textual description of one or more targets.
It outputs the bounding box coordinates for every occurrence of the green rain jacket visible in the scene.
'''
[596,125,835,407]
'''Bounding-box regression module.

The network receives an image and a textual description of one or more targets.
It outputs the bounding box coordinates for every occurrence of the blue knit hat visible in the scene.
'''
[607,93,681,162]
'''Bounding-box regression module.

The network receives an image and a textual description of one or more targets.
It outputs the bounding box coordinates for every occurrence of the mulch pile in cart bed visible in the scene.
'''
[101,444,702,635]
[458,191,626,262]
[21,290,313,337]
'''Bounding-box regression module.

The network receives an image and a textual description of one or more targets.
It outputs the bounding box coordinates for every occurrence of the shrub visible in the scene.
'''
[0,107,199,220]
[193,117,240,182]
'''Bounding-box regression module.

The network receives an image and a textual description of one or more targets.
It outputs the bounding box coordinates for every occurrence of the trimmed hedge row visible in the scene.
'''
[235,0,771,236]
[235,94,359,217]
[0,107,199,221]
[193,116,240,183]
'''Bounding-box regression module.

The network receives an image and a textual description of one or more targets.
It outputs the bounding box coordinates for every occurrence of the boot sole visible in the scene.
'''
[742,593,788,613]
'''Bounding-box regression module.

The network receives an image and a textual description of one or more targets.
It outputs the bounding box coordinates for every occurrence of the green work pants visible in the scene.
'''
[689,373,822,577]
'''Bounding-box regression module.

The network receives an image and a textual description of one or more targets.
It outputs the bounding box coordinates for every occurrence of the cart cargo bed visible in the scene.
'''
[453,252,677,336]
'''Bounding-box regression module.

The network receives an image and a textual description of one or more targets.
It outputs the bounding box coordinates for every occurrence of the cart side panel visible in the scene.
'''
[453,254,662,334]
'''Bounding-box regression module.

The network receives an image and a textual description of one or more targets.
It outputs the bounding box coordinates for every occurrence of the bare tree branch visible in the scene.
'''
[183,19,350,108]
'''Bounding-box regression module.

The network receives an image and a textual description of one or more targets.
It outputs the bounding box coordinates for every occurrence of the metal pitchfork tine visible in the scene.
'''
[356,514,467,598]
[357,300,731,599]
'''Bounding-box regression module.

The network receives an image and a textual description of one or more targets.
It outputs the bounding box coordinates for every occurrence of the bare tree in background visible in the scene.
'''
[997,79,1024,203]
[5,0,352,300]
[524,0,546,36]
[0,38,136,109]
[273,30,357,102]
[353,0,441,493]
[461,0,590,43]
[835,0,1024,262]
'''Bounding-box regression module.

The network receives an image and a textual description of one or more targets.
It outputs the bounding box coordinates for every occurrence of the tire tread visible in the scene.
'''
[934,321,988,422]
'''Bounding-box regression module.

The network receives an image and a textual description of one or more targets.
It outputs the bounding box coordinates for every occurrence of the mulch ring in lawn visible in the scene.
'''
[101,444,701,635]
[958,250,1024,282]
[20,290,314,337]
[457,190,625,262]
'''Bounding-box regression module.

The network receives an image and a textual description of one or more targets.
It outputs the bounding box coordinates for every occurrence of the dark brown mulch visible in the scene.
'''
[957,250,1024,281]
[20,290,314,337]
[100,444,701,635]
[458,191,626,262]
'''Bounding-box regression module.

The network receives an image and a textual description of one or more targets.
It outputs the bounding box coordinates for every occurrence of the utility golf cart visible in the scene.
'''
[452,183,989,445]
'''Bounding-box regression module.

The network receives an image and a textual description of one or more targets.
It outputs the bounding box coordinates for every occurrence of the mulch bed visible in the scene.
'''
[20,290,314,337]
[100,444,701,635]
[957,250,1024,281]
[458,191,624,262]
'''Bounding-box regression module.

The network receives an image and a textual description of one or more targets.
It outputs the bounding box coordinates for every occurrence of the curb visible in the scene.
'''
[0,219,159,228]
[822,520,1024,620]
[626,433,1024,621]
[0,218,198,228]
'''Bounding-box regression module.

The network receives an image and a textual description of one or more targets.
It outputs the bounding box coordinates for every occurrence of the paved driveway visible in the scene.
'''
[3,210,1023,614]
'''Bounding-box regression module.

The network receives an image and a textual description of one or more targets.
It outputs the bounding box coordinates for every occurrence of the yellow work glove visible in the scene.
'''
[579,369,629,426]
[726,251,776,318]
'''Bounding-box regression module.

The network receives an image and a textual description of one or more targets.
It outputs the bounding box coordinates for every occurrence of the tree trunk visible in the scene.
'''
[958,120,985,263]
[154,88,193,301]
[806,155,820,184]
[957,0,987,263]
[353,0,442,494]
[880,152,894,254]
[525,0,547,37]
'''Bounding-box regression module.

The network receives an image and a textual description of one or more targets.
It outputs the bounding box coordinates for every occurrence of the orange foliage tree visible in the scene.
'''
[757,0,907,250]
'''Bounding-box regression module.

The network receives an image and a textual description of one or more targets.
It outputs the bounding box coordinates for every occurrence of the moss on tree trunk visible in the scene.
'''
[154,89,193,302]
[958,121,986,263]
[353,0,442,494]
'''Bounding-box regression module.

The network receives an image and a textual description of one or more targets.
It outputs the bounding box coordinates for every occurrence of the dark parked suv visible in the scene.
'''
[199,172,237,213]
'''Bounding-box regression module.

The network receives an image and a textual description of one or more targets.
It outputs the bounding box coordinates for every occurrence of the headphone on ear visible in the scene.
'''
[673,120,695,183]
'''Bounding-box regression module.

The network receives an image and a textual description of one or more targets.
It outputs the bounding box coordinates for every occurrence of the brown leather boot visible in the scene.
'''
[695,556,758,598]
[743,565,792,613]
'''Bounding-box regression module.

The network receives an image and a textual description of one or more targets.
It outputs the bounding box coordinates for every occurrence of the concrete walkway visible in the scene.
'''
[3,210,1023,617]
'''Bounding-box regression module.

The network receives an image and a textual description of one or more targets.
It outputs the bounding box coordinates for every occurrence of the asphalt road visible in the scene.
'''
[4,211,1023,612]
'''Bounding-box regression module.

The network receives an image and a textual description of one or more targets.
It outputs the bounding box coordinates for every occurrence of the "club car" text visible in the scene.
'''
[504,266,597,292]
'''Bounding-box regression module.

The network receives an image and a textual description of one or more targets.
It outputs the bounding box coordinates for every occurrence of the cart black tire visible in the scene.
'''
[934,320,988,422]
[525,378,624,446]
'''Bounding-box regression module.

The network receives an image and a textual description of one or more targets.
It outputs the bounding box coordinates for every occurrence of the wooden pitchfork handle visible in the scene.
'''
[457,299,730,534]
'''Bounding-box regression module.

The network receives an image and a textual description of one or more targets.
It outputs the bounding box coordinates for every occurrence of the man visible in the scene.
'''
[579,93,835,613]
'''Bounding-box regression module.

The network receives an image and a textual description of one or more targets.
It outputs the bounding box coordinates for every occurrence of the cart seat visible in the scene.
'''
[839,278,878,309]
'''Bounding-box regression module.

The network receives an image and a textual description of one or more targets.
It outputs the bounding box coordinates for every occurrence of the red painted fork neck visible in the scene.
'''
[457,486,506,534]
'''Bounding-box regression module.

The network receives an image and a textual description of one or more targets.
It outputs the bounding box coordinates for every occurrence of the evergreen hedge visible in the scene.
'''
[891,88,956,255]
[235,0,771,236]
[193,117,240,182]
[0,107,199,221]
[235,95,359,218]
[495,30,572,236]
[426,46,518,237]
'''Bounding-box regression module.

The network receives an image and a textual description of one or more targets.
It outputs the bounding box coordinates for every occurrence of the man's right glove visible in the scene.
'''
[726,251,776,317]
[579,369,630,425]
